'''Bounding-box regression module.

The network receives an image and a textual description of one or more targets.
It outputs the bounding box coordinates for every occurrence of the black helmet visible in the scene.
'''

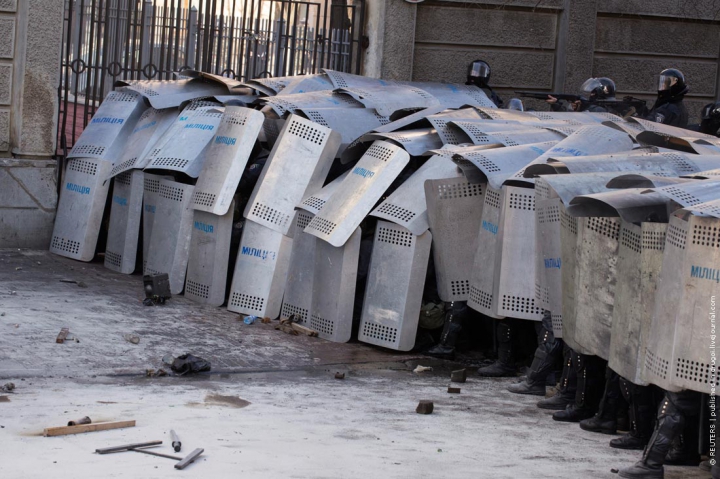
[658,68,688,98]
[466,60,491,87]
[506,98,524,111]
[581,77,616,100]
[702,101,720,121]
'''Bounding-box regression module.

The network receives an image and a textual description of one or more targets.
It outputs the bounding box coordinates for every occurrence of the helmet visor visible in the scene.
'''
[580,78,603,94]
[658,74,678,92]
[468,61,490,79]
[506,98,524,111]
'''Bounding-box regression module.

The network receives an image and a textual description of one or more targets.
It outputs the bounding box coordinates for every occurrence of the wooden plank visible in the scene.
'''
[175,448,204,470]
[56,328,70,344]
[44,420,136,437]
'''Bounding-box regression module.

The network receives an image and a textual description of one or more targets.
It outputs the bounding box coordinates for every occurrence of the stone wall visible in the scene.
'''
[0,0,64,249]
[365,0,720,120]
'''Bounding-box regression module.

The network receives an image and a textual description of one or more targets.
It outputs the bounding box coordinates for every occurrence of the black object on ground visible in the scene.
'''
[416,400,434,414]
[170,354,212,375]
[143,274,171,305]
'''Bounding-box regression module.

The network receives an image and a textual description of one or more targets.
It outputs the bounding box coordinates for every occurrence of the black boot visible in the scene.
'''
[477,319,517,377]
[618,394,689,479]
[508,311,562,396]
[611,380,655,450]
[537,344,576,410]
[553,354,603,423]
[713,462,720,479]
[665,416,700,466]
[426,302,465,359]
[579,367,621,434]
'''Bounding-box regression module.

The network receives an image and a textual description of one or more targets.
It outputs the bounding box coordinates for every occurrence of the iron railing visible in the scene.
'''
[57,0,366,153]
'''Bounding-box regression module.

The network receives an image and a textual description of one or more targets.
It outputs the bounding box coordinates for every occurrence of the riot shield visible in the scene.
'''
[104,170,143,274]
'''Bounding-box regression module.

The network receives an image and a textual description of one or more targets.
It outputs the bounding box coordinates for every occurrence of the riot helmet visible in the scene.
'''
[506,98,524,111]
[466,60,491,87]
[702,101,720,121]
[581,77,616,100]
[657,68,688,98]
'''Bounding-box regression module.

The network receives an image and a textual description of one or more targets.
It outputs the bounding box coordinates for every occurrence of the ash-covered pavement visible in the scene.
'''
[0,250,706,478]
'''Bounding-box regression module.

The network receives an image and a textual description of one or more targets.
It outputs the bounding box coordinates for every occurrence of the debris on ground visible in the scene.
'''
[1,383,15,393]
[0,312,5,316]
[413,365,433,374]
[450,369,467,383]
[334,372,345,380]
[243,315,258,325]
[59,279,77,284]
[15,267,22,271]
[416,400,434,414]
[143,273,171,306]
[260,317,272,324]
[67,416,91,426]
[56,327,70,344]
[169,354,211,375]
[145,369,168,377]
[275,315,319,337]
[123,333,140,345]
[171,430,182,452]
[44,419,136,437]
[447,387,461,394]
[77,281,87,288]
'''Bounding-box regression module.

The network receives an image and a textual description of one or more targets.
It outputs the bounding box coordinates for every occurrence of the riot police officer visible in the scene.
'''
[699,101,720,136]
[547,77,617,113]
[642,68,689,128]
[466,60,504,108]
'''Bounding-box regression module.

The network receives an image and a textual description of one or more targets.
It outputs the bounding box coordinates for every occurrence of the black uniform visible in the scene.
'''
[644,97,689,128]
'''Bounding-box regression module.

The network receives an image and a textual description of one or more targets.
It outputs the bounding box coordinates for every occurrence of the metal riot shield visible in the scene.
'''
[511,125,635,185]
[184,204,234,306]
[359,221,432,351]
[608,220,667,385]
[452,142,559,189]
[276,74,334,95]
[535,178,563,337]
[475,108,541,121]
[643,212,720,393]
[107,108,177,179]
[406,82,497,109]
[68,90,146,161]
[467,185,504,318]
[140,101,218,167]
[104,170,143,274]
[526,111,620,123]
[311,227,361,343]
[297,107,390,155]
[559,205,591,354]
[425,178,485,302]
[51,158,112,261]
[297,171,350,216]
[572,216,622,359]
[494,185,544,320]
[532,152,720,178]
[141,173,171,272]
[281,211,318,324]
[245,115,340,235]
[144,107,224,177]
[144,179,195,294]
[305,141,410,247]
[227,220,293,318]
[371,155,462,235]
[116,78,228,109]
[191,107,265,215]
[449,122,565,147]
[262,91,363,117]
[426,109,483,145]
[353,129,444,157]
[322,69,389,89]
[649,180,720,208]
[337,85,440,117]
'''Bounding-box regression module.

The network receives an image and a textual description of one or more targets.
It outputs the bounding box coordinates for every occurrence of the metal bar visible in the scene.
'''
[131,448,183,461]
[356,0,365,74]
[215,0,225,75]
[149,3,157,78]
[122,0,134,82]
[173,1,182,72]
[58,0,75,152]
[170,430,182,452]
[158,0,168,79]
[97,0,112,99]
[225,0,236,77]
[96,441,163,454]
[71,0,87,145]
[174,448,204,470]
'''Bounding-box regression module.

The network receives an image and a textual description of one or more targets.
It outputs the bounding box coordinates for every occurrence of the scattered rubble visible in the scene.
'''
[416,400,434,415]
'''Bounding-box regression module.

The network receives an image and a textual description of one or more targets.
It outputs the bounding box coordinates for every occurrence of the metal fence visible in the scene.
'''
[57,0,366,153]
